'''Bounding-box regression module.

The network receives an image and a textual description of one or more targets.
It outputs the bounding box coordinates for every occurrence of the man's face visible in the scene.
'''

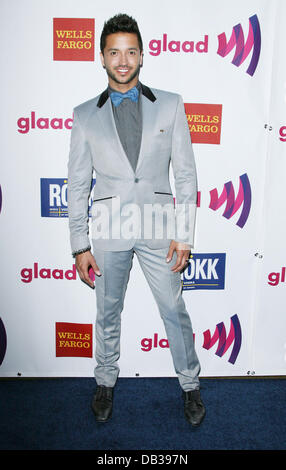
[100,32,143,91]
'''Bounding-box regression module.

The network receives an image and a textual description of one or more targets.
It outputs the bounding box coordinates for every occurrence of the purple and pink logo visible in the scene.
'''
[0,318,7,366]
[217,14,261,76]
[209,173,251,228]
[203,314,242,364]
[148,14,261,77]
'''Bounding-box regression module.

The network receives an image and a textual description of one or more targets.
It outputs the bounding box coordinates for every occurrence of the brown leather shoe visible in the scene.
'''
[183,389,206,426]
[91,385,114,422]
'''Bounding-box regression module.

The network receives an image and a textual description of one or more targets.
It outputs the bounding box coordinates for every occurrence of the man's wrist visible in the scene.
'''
[72,246,91,258]
[175,241,191,250]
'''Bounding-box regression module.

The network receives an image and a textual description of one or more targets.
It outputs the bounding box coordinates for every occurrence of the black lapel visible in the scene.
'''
[96,83,157,108]
[141,84,157,102]
[97,88,109,108]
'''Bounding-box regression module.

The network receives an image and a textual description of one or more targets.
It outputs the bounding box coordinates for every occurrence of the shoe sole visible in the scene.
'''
[95,417,112,423]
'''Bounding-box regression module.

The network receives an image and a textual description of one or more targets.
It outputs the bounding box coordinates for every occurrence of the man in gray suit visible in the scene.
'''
[68,13,205,426]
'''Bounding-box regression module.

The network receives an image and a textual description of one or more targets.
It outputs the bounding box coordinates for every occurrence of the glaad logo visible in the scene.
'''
[203,314,242,364]
[217,14,261,76]
[141,333,196,351]
[40,178,96,217]
[279,126,286,142]
[149,33,208,56]
[181,253,226,290]
[148,14,261,77]
[141,333,170,352]
[0,318,7,366]
[17,112,73,134]
[268,267,286,286]
[141,315,242,365]
[20,262,77,283]
[209,173,251,228]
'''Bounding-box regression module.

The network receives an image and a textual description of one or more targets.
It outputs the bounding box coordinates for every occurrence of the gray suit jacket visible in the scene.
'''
[68,84,197,253]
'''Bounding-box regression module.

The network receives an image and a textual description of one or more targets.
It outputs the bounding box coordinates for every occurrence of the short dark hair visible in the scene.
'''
[100,13,143,53]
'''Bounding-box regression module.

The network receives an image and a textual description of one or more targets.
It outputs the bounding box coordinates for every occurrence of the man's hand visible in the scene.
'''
[75,250,101,288]
[166,240,191,273]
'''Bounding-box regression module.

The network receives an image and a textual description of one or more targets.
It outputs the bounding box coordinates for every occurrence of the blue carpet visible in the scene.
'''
[0,377,285,451]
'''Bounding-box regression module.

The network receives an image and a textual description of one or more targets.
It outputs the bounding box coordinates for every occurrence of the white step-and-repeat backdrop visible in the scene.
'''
[1,0,285,378]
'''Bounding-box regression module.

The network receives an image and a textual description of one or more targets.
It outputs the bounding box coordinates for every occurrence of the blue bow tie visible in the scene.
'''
[110,87,139,107]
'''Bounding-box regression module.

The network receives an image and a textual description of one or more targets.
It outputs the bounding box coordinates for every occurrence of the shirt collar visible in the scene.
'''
[108,81,142,96]
[97,82,156,108]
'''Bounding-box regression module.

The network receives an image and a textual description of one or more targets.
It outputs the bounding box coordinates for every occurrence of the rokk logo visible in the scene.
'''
[209,173,251,228]
[0,318,7,366]
[203,314,242,364]
[184,103,222,144]
[181,253,226,290]
[217,14,261,76]
[53,18,95,61]
[41,178,68,217]
[55,322,93,357]
[40,178,96,217]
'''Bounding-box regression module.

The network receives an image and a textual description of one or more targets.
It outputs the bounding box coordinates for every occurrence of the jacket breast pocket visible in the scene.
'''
[153,128,171,151]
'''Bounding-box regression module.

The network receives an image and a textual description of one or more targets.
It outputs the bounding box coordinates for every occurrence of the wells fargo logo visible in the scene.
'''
[53,18,95,61]
[55,322,93,357]
[184,103,222,144]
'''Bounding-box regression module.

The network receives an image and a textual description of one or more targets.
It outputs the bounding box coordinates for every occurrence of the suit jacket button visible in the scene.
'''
[134,178,139,183]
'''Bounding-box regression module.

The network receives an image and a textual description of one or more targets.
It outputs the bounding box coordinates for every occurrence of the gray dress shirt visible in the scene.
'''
[108,82,142,172]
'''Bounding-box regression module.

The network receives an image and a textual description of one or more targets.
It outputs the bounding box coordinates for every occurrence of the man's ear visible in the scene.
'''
[100,51,105,68]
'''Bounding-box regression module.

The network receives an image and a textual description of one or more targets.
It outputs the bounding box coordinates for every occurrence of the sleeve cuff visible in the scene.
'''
[72,245,91,258]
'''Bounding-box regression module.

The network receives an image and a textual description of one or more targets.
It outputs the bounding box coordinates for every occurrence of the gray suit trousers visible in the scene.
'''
[93,239,201,392]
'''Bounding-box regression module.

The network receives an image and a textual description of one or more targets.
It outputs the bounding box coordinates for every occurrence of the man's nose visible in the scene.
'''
[119,52,128,64]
